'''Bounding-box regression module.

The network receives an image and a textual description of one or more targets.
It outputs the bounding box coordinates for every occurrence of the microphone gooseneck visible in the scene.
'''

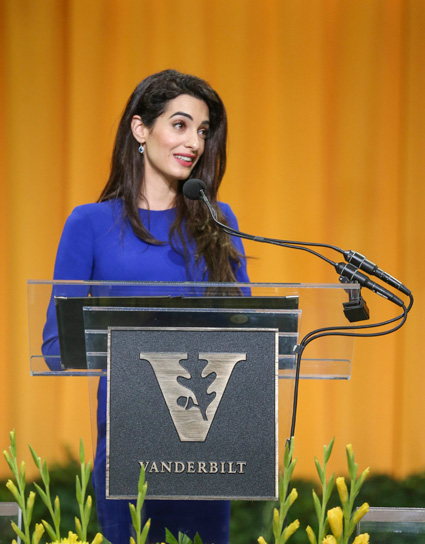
[183,179,411,297]
[183,179,411,306]
[183,178,413,440]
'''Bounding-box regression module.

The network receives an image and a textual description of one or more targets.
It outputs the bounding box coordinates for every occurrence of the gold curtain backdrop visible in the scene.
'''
[1,0,424,480]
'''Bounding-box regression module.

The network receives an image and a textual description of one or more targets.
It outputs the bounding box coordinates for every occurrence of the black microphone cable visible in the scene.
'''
[183,178,411,298]
[183,178,414,436]
[289,291,413,437]
[183,179,409,309]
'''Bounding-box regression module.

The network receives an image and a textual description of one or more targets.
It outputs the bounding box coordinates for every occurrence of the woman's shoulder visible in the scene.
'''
[66,199,122,226]
[70,199,122,218]
[59,200,123,244]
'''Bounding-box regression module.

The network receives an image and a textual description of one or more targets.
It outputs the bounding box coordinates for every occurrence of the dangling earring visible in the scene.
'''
[138,144,144,154]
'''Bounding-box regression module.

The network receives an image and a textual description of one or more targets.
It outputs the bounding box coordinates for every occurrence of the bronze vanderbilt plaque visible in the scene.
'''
[106,327,278,500]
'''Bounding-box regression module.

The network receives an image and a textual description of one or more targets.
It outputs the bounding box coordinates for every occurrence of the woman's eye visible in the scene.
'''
[173,121,185,130]
[199,127,210,139]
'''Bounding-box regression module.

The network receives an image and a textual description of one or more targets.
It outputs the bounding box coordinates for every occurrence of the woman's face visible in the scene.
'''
[133,94,210,186]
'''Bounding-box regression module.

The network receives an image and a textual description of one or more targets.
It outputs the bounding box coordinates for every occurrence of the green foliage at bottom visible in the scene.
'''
[0,449,99,544]
[2,454,425,544]
[230,473,425,544]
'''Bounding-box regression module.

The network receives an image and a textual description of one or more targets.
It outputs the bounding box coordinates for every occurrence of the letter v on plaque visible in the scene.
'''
[140,352,246,441]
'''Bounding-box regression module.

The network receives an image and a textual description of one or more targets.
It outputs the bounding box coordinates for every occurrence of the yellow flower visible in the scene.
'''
[336,476,348,504]
[352,503,369,525]
[33,523,45,544]
[272,507,280,534]
[346,444,353,456]
[48,531,89,544]
[281,519,300,542]
[91,533,103,544]
[328,507,343,538]
[288,488,298,506]
[322,536,337,544]
[305,525,317,544]
[359,467,370,486]
[74,518,82,533]
[353,534,369,544]
[6,480,22,507]
[258,537,268,544]
[27,491,36,511]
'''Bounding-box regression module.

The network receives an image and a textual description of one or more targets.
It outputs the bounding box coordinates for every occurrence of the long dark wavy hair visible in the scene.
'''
[98,69,242,282]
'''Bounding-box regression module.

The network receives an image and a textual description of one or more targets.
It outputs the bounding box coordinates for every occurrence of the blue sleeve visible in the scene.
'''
[53,206,95,280]
[42,207,94,369]
[218,202,250,283]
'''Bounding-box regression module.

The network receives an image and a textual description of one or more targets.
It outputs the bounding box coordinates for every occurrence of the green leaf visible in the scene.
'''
[18,461,26,490]
[140,519,151,544]
[33,482,48,506]
[193,533,204,544]
[272,509,279,539]
[79,439,85,464]
[3,450,15,473]
[314,458,324,482]
[26,496,35,526]
[278,530,286,544]
[346,446,356,480]
[84,462,91,484]
[325,473,336,502]
[136,485,147,514]
[28,445,41,470]
[84,497,92,519]
[279,474,284,500]
[312,490,321,520]
[323,519,329,535]
[179,533,192,544]
[286,458,297,481]
[42,520,57,542]
[76,476,82,503]
[10,430,17,457]
[138,464,146,493]
[54,496,61,527]
[324,437,335,464]
[75,516,83,539]
[165,528,180,544]
[128,503,139,533]
[11,521,27,542]
[6,481,24,509]
[283,438,293,468]
[42,459,50,486]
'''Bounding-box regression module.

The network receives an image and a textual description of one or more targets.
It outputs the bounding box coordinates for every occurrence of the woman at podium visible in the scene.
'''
[43,69,249,544]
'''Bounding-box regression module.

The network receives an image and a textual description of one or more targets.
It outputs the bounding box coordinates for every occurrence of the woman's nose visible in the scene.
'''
[185,130,201,150]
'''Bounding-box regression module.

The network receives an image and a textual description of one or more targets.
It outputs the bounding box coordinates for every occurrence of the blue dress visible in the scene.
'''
[43,199,249,544]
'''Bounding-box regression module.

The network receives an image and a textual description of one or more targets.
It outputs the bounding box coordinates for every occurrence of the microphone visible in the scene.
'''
[183,179,410,296]
[183,178,207,200]
[183,179,407,308]
[343,250,410,296]
[335,263,404,307]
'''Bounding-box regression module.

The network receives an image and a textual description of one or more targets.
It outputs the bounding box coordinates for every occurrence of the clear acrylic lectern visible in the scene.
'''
[27,280,360,499]
[28,280,359,380]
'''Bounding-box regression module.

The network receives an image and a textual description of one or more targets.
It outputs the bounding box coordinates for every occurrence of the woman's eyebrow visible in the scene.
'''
[169,111,210,124]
